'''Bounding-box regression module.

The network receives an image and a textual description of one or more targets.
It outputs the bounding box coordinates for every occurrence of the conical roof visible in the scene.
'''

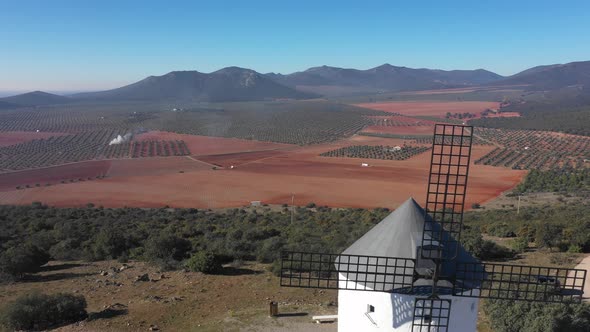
[335,197,481,292]
[342,197,427,259]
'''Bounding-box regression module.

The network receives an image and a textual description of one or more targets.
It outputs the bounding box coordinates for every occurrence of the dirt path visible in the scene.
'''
[574,255,590,302]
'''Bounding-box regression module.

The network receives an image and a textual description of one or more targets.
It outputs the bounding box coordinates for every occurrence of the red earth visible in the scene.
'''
[0,160,112,192]
[196,150,289,168]
[0,131,67,147]
[355,101,500,117]
[0,134,526,210]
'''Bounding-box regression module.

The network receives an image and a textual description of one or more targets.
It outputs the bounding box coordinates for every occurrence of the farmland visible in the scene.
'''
[354,101,500,117]
[320,145,430,160]
[0,99,530,210]
[0,133,525,210]
[0,129,190,171]
[473,128,590,170]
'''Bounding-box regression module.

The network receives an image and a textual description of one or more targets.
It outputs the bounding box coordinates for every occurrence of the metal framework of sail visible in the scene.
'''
[422,124,473,261]
[279,124,587,332]
[454,262,587,303]
[280,251,415,292]
[412,298,451,332]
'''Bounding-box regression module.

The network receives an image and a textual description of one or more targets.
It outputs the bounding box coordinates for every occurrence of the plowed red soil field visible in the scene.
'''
[0,134,525,210]
[196,150,289,167]
[0,160,111,191]
[355,101,499,117]
[0,131,67,147]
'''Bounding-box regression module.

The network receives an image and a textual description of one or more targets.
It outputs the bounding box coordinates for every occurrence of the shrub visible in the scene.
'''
[0,292,87,330]
[471,203,481,209]
[89,229,127,260]
[306,202,316,208]
[510,237,529,253]
[144,234,191,270]
[568,244,583,253]
[0,245,49,278]
[461,228,514,260]
[485,299,590,332]
[185,251,222,274]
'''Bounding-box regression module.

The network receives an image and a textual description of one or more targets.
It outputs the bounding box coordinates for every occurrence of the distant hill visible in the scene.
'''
[73,67,317,102]
[0,91,72,107]
[490,61,590,90]
[0,101,19,110]
[266,64,504,96]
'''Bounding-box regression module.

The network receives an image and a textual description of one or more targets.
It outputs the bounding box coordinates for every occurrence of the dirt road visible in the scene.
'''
[574,255,590,302]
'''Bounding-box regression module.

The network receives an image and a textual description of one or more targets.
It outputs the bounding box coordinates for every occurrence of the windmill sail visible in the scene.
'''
[453,262,586,303]
[412,298,452,332]
[280,251,415,292]
[422,124,473,261]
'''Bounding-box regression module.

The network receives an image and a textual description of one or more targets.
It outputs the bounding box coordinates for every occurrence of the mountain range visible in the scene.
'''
[1,60,588,106]
[266,64,503,96]
[72,67,316,102]
[485,61,590,90]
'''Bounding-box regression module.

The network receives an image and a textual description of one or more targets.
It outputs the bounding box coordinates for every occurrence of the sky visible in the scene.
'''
[1,0,589,92]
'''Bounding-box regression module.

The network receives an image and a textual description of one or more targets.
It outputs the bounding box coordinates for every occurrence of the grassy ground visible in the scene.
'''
[0,261,337,332]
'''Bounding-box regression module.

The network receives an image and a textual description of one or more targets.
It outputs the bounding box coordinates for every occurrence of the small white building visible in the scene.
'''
[335,198,479,332]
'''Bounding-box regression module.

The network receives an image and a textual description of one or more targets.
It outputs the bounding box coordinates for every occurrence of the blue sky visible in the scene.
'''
[1,0,589,92]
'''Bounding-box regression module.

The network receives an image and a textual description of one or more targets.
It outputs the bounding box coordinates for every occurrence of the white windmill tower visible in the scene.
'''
[335,197,479,331]
[280,125,586,332]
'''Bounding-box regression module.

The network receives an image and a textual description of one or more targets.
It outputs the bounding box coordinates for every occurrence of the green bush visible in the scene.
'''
[461,228,514,260]
[185,251,222,274]
[144,234,191,270]
[568,244,583,253]
[511,237,529,253]
[89,229,128,260]
[0,245,49,278]
[0,292,87,330]
[485,299,590,332]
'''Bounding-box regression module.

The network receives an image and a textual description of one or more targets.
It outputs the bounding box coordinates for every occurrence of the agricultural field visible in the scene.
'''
[144,101,386,145]
[474,128,590,170]
[0,129,190,171]
[0,100,527,210]
[0,133,526,210]
[354,101,500,117]
[319,145,430,161]
[365,115,435,127]
[0,131,68,147]
[0,160,112,192]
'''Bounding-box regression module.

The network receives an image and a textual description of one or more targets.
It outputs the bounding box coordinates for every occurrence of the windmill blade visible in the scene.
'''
[280,251,416,292]
[453,261,586,303]
[412,297,452,332]
[422,124,473,261]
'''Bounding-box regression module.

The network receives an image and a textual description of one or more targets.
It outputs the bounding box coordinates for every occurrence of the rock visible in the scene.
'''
[149,324,159,331]
[135,274,150,282]
[100,271,108,276]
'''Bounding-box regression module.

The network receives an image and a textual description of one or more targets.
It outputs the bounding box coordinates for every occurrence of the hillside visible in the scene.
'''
[0,91,72,106]
[267,64,504,96]
[490,61,590,90]
[73,67,317,102]
[0,101,19,110]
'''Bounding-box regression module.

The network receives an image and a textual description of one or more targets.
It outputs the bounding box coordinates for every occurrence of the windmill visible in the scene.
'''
[279,124,586,332]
